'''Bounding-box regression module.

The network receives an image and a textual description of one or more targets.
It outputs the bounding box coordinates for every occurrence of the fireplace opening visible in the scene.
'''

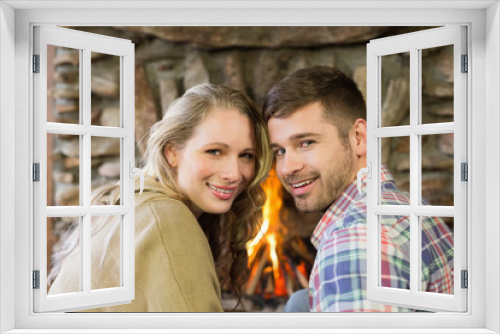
[222,169,320,312]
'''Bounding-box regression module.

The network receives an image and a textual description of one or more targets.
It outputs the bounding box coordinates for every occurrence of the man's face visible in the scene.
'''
[268,102,356,213]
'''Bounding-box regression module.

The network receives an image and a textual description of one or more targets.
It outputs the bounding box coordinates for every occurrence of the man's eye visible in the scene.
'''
[274,149,285,157]
[206,149,221,156]
[301,140,314,148]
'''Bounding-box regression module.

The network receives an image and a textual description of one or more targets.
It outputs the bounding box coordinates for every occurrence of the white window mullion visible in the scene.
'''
[366,40,380,299]
[121,44,135,295]
[81,47,92,295]
[409,46,420,295]
[373,205,455,217]
[453,26,468,311]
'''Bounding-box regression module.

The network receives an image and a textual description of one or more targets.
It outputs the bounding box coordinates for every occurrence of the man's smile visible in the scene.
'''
[288,177,318,196]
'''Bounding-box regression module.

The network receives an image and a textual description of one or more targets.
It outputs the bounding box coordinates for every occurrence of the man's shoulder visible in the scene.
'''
[380,181,410,205]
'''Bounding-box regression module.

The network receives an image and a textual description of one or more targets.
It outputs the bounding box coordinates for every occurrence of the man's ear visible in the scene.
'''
[351,119,367,158]
[164,144,179,168]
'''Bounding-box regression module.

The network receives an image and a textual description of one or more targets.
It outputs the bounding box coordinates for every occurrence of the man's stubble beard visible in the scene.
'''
[293,148,355,214]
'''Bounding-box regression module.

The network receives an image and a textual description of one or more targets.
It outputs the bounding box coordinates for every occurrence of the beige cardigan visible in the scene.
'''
[49,181,223,312]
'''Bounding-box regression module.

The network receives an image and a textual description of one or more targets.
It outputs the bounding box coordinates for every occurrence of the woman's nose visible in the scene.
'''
[220,157,242,183]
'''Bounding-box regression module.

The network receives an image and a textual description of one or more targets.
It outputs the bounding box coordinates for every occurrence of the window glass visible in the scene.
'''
[91,52,121,127]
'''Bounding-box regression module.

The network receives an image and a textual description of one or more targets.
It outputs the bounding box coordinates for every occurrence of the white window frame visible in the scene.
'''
[32,25,136,313]
[1,1,498,333]
[366,26,467,312]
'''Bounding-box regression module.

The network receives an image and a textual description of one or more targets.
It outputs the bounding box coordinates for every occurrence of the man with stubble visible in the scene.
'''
[263,66,454,312]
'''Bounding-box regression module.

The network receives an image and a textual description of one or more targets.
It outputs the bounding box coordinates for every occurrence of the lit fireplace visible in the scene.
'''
[243,169,313,304]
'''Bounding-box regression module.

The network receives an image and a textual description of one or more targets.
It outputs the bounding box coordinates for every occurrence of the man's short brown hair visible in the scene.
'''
[262,66,366,141]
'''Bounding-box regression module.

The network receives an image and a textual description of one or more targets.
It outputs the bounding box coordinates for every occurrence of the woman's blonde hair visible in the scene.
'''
[49,84,273,310]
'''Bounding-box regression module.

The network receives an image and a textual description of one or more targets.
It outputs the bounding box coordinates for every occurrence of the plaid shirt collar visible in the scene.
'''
[310,165,394,249]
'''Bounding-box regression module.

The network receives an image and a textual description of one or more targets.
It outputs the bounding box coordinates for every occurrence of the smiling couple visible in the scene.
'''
[49,66,454,313]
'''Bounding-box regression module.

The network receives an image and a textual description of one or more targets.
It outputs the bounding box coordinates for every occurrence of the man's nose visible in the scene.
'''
[280,151,304,176]
[220,157,242,183]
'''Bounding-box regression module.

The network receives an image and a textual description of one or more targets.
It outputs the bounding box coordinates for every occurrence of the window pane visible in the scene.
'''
[91,52,121,127]
[91,215,121,290]
[47,216,81,295]
[420,216,454,295]
[421,45,454,124]
[380,215,410,290]
[48,133,80,206]
[48,45,80,124]
[91,137,121,205]
[380,52,410,127]
[421,134,454,206]
[381,136,410,204]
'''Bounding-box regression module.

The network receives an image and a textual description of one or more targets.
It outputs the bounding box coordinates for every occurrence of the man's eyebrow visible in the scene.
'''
[270,133,321,149]
[289,132,321,141]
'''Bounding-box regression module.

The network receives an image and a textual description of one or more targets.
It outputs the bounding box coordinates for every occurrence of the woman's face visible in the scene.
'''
[166,108,257,217]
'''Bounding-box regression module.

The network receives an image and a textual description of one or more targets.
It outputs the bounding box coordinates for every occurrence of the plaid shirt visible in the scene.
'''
[309,165,454,312]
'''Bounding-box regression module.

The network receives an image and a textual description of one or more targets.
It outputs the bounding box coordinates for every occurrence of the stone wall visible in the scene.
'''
[47,26,455,259]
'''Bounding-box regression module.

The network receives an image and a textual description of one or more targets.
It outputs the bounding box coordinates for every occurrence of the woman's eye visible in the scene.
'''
[206,149,221,156]
[240,153,255,160]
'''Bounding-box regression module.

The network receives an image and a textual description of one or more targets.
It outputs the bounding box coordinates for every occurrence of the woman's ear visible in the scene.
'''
[164,144,179,168]
[350,119,367,158]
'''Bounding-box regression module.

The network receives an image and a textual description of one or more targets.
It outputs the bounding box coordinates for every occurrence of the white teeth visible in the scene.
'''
[291,180,314,188]
[208,184,234,194]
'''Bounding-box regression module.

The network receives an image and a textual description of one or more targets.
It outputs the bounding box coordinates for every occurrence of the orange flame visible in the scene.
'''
[246,168,287,296]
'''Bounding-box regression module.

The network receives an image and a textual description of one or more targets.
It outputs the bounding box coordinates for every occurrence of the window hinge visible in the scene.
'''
[461,54,468,73]
[33,163,40,182]
[461,162,468,181]
[33,270,40,289]
[33,54,40,73]
[461,270,468,289]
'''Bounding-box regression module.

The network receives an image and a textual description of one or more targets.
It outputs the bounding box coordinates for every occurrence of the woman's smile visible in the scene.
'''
[207,183,238,200]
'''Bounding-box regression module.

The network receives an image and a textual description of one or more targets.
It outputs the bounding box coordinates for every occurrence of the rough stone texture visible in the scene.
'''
[438,133,454,156]
[91,56,120,98]
[53,172,74,183]
[55,69,79,85]
[136,38,187,65]
[425,99,454,117]
[98,159,121,178]
[183,52,210,90]
[55,185,79,206]
[252,50,282,108]
[64,157,80,169]
[222,53,246,93]
[381,75,410,127]
[353,65,367,102]
[56,103,78,114]
[60,138,79,158]
[159,78,179,116]
[101,106,121,127]
[422,44,454,98]
[53,86,79,100]
[91,137,121,157]
[115,26,394,49]
[135,65,160,155]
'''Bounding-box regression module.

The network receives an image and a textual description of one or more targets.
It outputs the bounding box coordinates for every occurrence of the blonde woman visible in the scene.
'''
[49,84,273,312]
